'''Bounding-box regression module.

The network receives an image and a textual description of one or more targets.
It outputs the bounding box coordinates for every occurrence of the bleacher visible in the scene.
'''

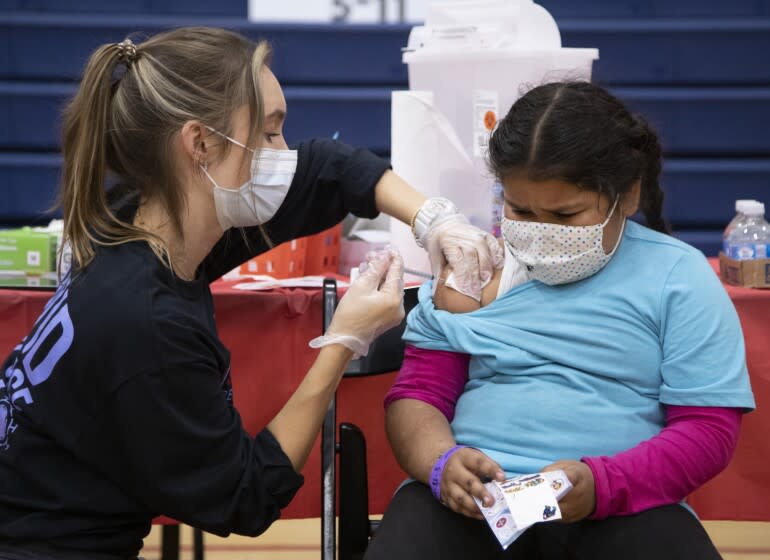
[1,0,769,255]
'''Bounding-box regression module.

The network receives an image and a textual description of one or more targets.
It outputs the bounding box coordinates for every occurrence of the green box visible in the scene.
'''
[0,227,58,274]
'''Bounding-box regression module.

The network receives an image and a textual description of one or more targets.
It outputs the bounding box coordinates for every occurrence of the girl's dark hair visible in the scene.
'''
[488,81,669,234]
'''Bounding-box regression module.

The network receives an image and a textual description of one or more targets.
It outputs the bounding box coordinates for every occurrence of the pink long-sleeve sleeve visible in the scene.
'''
[383,344,469,421]
[582,405,742,520]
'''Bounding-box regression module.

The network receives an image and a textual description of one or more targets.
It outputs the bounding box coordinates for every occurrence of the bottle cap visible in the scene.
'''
[743,201,765,216]
[736,199,759,213]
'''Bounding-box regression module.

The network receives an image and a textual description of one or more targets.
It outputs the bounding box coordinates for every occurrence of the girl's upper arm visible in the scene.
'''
[434,267,502,313]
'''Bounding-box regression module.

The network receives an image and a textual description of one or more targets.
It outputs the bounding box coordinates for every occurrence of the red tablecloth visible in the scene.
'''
[0,260,768,521]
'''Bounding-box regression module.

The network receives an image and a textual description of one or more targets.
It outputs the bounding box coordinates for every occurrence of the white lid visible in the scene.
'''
[743,201,765,216]
[404,0,563,57]
[735,199,758,213]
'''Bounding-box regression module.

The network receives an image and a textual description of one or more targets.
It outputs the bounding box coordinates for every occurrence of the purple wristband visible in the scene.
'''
[429,445,467,501]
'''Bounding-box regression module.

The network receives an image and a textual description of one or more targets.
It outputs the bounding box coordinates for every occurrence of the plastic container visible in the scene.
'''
[239,238,307,278]
[722,199,759,254]
[400,0,599,234]
[304,224,343,276]
[237,224,343,279]
[405,48,599,161]
[724,201,769,260]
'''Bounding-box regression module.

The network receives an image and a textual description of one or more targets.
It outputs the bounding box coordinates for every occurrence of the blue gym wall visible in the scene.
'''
[1,0,769,255]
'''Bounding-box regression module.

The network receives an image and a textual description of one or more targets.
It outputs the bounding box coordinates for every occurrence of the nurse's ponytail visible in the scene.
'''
[488,81,670,234]
[59,28,272,272]
[60,40,154,272]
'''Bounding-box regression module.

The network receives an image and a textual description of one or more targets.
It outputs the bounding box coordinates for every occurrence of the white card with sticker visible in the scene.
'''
[474,470,573,549]
[501,473,562,528]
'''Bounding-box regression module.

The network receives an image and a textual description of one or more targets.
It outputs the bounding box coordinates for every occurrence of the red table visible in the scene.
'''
[0,260,768,521]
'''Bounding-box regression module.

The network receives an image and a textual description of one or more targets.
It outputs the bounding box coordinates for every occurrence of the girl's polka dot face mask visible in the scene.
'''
[501,198,624,286]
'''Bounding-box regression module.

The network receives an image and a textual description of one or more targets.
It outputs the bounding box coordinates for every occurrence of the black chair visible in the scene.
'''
[320,279,421,560]
[160,525,204,560]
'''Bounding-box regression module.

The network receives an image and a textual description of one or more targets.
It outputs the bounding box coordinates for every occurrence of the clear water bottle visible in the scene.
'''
[722,199,758,254]
[725,201,769,260]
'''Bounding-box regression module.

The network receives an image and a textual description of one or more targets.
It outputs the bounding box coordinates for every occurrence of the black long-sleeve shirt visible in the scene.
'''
[0,139,390,558]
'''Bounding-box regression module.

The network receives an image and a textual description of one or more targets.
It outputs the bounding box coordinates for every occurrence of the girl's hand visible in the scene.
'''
[542,459,596,523]
[440,447,506,520]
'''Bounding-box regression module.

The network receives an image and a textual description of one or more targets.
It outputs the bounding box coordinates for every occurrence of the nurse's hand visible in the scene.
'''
[423,213,504,301]
[440,447,506,520]
[310,248,404,358]
[542,460,596,523]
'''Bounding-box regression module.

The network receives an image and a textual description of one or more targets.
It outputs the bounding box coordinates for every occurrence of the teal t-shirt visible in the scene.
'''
[403,220,755,476]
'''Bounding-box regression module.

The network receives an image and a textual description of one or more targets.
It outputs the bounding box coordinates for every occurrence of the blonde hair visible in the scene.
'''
[60,27,271,271]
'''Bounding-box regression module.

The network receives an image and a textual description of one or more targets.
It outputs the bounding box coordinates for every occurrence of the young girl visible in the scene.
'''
[370,82,754,560]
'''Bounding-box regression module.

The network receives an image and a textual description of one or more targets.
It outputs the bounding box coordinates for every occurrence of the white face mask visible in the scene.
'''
[201,127,297,231]
[501,198,625,286]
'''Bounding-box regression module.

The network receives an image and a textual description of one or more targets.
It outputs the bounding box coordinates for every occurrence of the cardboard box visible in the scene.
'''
[719,252,770,289]
[0,228,58,275]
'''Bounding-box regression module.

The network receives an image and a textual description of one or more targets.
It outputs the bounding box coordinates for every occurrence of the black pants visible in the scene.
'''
[364,482,723,560]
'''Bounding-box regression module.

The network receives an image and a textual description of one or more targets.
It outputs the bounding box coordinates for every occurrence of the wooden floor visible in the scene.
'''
[139,519,770,559]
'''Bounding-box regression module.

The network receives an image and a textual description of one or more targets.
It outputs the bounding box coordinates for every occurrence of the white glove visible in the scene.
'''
[309,248,405,358]
[423,212,504,301]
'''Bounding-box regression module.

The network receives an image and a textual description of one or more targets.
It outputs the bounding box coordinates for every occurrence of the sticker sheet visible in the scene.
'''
[474,470,573,549]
